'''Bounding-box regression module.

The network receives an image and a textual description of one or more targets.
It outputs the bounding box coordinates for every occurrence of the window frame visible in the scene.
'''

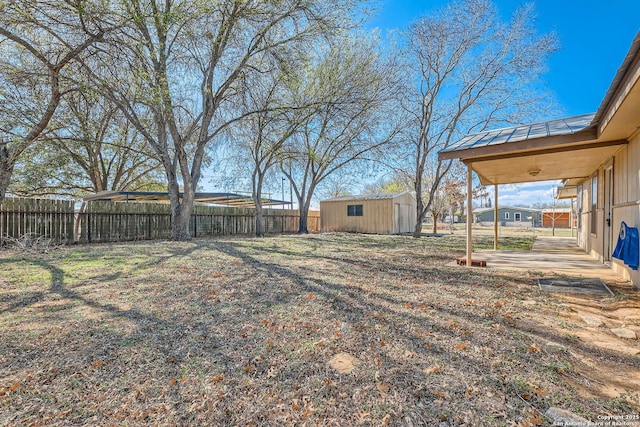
[577,184,583,229]
[347,204,363,217]
[504,212,510,220]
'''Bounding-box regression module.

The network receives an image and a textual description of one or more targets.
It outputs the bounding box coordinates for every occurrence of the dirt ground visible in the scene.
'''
[1,233,638,426]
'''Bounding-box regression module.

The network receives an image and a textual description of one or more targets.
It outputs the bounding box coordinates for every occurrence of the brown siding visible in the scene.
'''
[320,193,417,234]
[611,133,640,284]
[320,198,392,234]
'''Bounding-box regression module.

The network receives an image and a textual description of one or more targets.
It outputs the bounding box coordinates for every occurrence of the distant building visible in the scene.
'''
[320,192,417,234]
[474,207,541,227]
[541,208,575,228]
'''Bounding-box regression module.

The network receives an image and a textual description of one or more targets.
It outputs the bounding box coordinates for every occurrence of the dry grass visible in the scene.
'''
[1,233,638,426]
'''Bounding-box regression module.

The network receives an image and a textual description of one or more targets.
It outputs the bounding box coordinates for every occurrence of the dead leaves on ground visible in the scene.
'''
[2,234,620,425]
[0,382,19,397]
[424,364,442,374]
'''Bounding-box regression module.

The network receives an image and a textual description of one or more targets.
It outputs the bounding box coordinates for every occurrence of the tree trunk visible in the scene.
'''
[431,210,438,234]
[297,183,316,234]
[255,203,264,237]
[298,193,313,234]
[298,206,309,234]
[0,146,14,204]
[167,176,194,241]
[449,206,455,233]
[171,203,193,241]
[253,172,264,237]
[413,197,424,238]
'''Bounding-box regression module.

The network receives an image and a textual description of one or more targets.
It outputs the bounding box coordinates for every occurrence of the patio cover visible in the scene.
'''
[438,113,626,185]
[83,191,291,208]
[437,31,640,266]
[439,31,640,185]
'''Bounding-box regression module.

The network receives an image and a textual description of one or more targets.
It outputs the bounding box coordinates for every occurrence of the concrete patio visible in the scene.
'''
[469,235,627,283]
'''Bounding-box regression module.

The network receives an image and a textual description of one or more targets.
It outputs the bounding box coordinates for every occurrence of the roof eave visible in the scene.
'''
[439,127,598,162]
[592,31,640,131]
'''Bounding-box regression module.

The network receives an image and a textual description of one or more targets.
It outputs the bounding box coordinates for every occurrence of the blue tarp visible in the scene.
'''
[612,222,639,270]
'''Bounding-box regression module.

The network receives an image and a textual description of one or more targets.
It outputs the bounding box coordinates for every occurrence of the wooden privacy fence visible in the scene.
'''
[0,197,75,244]
[0,197,319,244]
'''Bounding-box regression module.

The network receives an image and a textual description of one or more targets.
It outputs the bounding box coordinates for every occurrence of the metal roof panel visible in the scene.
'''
[440,113,595,154]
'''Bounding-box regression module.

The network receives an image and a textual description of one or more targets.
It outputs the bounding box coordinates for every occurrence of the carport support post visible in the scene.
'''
[494,184,499,250]
[466,164,473,267]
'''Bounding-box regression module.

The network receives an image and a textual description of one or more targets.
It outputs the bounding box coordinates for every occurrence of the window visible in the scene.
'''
[514,212,521,222]
[591,175,598,235]
[347,204,363,217]
[504,212,510,220]
[577,185,583,229]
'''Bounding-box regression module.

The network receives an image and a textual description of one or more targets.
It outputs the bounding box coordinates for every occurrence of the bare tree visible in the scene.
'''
[234,68,306,237]
[0,0,110,202]
[401,0,558,237]
[282,35,403,233]
[10,90,164,197]
[85,0,362,240]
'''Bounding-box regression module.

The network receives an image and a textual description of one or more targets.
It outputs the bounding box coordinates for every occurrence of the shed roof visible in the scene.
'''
[82,191,290,208]
[321,191,414,203]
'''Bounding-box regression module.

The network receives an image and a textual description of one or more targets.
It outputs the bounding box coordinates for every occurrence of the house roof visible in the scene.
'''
[321,191,414,203]
[82,191,290,208]
[438,31,640,186]
[473,206,540,214]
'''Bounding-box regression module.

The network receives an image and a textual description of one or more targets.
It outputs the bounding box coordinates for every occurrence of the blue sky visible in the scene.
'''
[367,0,640,207]
[368,0,640,117]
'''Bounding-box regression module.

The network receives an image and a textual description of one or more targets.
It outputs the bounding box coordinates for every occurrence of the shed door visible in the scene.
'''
[394,204,400,233]
[401,205,411,233]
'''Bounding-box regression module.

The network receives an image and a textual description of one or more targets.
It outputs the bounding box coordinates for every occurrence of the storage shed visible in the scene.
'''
[320,192,417,234]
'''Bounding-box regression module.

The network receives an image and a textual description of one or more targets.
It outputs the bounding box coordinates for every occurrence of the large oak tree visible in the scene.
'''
[400,0,558,237]
[87,0,364,240]
[0,0,111,202]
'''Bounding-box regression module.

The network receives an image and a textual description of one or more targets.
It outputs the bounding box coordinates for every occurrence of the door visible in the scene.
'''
[394,203,400,234]
[603,167,613,262]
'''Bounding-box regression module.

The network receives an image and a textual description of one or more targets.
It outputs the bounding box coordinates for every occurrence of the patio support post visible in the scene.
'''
[494,184,499,250]
[466,164,473,267]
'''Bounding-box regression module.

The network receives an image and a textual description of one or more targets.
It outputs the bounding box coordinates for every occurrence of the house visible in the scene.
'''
[439,32,640,286]
[320,192,417,234]
[474,207,541,227]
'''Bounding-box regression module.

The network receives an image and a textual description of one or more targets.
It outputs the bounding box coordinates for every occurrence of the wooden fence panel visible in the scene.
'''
[2,197,318,245]
[0,197,75,244]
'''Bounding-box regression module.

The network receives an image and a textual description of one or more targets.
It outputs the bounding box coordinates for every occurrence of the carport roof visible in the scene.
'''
[82,191,290,208]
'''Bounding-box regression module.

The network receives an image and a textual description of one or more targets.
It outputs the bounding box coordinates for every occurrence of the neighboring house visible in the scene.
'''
[439,32,640,286]
[320,192,417,234]
[474,207,540,227]
[541,208,574,228]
